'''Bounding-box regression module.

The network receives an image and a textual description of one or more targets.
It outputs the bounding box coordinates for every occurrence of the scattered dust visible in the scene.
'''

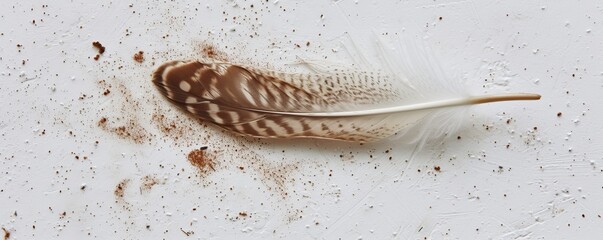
[98,79,112,96]
[88,39,298,199]
[140,175,164,192]
[152,114,180,135]
[97,117,148,144]
[182,138,300,197]
[95,77,208,147]
[238,143,299,197]
[151,113,204,146]
[286,209,304,223]
[114,179,130,200]
[78,3,323,218]
[187,147,216,175]
[95,80,150,144]
[195,41,229,61]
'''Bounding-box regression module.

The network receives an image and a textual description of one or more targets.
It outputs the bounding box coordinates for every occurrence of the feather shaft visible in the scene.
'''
[243,93,541,117]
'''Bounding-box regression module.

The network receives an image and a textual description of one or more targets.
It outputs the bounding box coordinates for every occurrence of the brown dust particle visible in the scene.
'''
[187,147,215,173]
[114,179,130,199]
[133,51,144,63]
[92,41,105,54]
[2,228,9,240]
[92,41,105,61]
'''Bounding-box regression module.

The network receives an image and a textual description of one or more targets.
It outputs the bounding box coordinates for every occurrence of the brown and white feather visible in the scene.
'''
[152,60,540,143]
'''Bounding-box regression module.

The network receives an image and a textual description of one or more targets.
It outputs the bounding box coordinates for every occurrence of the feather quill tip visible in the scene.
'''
[469,93,541,105]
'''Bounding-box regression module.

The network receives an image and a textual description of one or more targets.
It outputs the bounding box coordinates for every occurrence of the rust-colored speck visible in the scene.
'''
[114,179,130,199]
[92,41,105,54]
[133,51,144,63]
[2,228,9,240]
[434,166,441,172]
[187,147,215,173]
[92,41,105,61]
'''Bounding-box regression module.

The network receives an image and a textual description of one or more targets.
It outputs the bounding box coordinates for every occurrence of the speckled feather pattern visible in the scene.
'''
[152,55,541,143]
[152,60,414,142]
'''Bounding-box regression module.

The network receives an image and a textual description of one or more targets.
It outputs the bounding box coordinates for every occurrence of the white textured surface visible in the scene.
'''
[1,1,602,239]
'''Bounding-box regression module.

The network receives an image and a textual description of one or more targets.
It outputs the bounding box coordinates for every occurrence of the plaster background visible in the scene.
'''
[1,0,602,239]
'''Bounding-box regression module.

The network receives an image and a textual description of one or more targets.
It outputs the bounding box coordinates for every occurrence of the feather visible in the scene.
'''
[151,58,540,143]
